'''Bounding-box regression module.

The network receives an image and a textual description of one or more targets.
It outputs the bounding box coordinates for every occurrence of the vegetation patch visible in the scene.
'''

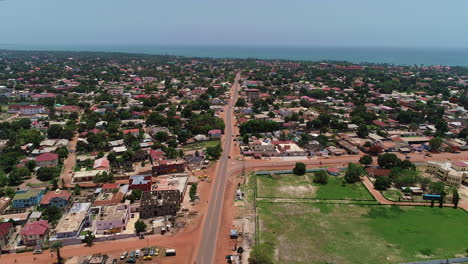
[256,203,468,264]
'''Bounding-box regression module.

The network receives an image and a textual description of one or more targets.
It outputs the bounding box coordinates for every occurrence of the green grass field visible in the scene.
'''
[257,202,468,264]
[181,140,220,150]
[256,173,374,200]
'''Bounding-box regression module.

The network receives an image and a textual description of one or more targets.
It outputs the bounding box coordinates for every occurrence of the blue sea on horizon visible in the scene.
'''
[2,44,468,67]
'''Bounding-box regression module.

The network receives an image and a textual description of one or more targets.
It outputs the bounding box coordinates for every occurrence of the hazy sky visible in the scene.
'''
[1,0,467,48]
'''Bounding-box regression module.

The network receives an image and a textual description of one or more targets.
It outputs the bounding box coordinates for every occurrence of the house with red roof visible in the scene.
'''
[35,152,59,167]
[365,168,391,177]
[208,129,222,139]
[102,183,119,191]
[40,190,71,208]
[326,167,340,176]
[19,220,50,246]
[123,128,140,136]
[372,120,388,128]
[0,222,13,251]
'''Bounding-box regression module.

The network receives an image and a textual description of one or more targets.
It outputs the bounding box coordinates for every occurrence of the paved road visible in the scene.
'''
[196,73,240,264]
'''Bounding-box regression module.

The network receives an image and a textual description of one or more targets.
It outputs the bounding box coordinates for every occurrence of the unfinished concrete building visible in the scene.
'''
[140,190,181,219]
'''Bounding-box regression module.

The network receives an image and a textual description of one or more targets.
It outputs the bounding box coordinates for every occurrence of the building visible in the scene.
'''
[54,203,91,239]
[249,139,276,154]
[73,170,107,183]
[35,152,59,167]
[0,222,13,252]
[94,201,131,235]
[19,220,50,246]
[8,104,46,115]
[275,141,307,156]
[151,159,185,176]
[246,89,260,102]
[326,167,340,176]
[102,183,119,192]
[129,174,152,192]
[208,129,222,139]
[425,160,468,188]
[140,190,181,219]
[93,157,110,170]
[122,128,140,137]
[40,190,72,208]
[0,197,11,214]
[12,188,44,208]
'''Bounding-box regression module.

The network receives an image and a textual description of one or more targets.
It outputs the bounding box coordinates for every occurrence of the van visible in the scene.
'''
[165,248,176,256]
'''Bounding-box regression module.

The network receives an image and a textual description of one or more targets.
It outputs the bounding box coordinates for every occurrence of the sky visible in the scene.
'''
[1,0,468,48]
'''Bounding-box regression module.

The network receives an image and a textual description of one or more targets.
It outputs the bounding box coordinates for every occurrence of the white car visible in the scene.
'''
[120,252,128,260]
[135,249,141,258]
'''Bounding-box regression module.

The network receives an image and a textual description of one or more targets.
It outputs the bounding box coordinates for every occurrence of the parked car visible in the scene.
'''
[135,249,141,258]
[120,252,128,260]
[149,248,155,256]
[126,258,136,263]
[143,256,152,261]
[129,251,135,258]
[112,259,118,264]
[154,248,159,256]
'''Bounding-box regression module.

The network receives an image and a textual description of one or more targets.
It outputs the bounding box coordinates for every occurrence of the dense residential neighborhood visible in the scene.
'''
[0,50,467,264]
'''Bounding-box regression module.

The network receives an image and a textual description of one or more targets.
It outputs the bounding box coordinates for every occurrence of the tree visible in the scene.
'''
[8,167,30,186]
[82,230,95,246]
[37,167,59,182]
[26,160,36,172]
[429,137,443,152]
[439,190,447,208]
[400,159,415,170]
[359,155,373,167]
[374,176,392,190]
[377,153,401,169]
[47,124,63,139]
[420,177,432,191]
[134,220,147,234]
[42,206,62,225]
[313,170,328,185]
[51,241,64,264]
[345,163,363,183]
[107,152,117,163]
[242,134,249,144]
[55,147,69,160]
[189,183,198,201]
[368,145,383,156]
[452,189,460,209]
[357,124,369,138]
[235,98,246,107]
[155,131,169,142]
[293,162,306,176]
[206,144,222,160]
[429,182,445,194]
[74,185,81,195]
[132,189,142,200]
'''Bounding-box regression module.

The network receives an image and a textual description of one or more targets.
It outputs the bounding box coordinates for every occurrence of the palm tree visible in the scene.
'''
[50,241,63,264]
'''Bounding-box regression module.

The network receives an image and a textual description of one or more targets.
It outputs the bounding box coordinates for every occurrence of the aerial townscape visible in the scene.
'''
[0,49,466,264]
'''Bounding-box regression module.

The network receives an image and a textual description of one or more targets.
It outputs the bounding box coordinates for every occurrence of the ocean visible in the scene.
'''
[2,44,468,67]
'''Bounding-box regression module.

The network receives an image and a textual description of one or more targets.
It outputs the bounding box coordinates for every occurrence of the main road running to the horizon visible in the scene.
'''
[196,73,240,264]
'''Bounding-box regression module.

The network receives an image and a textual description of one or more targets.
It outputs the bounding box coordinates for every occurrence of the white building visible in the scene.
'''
[426,160,468,188]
